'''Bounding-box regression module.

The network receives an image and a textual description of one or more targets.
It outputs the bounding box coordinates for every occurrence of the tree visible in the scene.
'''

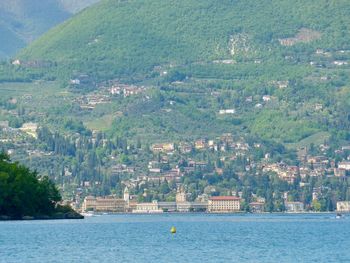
[0,153,62,219]
[160,181,171,194]
[312,200,321,212]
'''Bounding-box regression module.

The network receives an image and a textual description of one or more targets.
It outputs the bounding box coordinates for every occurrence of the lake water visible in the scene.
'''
[0,213,349,263]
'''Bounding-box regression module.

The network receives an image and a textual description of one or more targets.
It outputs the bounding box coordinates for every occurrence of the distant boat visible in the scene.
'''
[336,213,344,219]
[81,211,95,217]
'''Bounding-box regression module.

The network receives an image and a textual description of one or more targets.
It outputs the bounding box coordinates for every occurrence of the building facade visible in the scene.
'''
[338,162,350,171]
[176,186,187,203]
[133,201,163,213]
[208,196,241,213]
[82,196,126,212]
[337,201,350,212]
[249,202,265,213]
[285,201,304,213]
[158,202,177,212]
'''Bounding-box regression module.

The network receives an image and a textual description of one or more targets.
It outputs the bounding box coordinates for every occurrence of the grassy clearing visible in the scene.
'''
[285,131,331,149]
[85,113,116,131]
[0,81,63,97]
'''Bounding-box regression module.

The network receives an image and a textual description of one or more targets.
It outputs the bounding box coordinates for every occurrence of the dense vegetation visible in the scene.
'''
[0,152,81,219]
[7,0,349,145]
[19,0,350,78]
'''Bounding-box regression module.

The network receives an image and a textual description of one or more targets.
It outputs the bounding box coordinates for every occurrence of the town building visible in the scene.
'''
[262,95,271,102]
[194,139,207,150]
[249,202,265,213]
[132,201,163,213]
[151,143,175,153]
[12,59,21,65]
[337,201,350,212]
[176,186,187,203]
[176,202,192,212]
[338,162,350,171]
[186,202,208,212]
[334,168,346,177]
[285,201,304,213]
[124,187,130,211]
[82,196,95,212]
[82,196,126,212]
[19,122,38,138]
[178,142,192,153]
[128,200,138,212]
[208,196,241,213]
[219,109,235,115]
[158,202,177,212]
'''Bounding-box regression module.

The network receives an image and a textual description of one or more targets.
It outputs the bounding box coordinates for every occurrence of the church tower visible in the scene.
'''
[124,187,130,204]
[176,185,186,203]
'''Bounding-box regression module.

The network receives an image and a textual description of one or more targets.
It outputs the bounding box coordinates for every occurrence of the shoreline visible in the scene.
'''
[81,211,346,216]
[0,212,84,221]
[2,211,345,220]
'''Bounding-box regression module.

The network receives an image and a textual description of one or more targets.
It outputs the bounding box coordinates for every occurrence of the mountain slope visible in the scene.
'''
[19,0,350,78]
[7,0,350,146]
[0,0,100,58]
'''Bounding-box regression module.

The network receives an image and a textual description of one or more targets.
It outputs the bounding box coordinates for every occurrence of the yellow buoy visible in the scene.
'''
[170,226,176,234]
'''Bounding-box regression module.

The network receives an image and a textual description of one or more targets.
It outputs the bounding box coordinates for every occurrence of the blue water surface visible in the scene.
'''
[0,213,349,263]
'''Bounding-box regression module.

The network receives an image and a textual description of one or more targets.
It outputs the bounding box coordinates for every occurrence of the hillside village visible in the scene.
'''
[1,117,350,213]
[1,43,350,213]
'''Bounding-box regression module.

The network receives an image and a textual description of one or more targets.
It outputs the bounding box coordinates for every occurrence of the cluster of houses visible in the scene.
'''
[74,92,111,110]
[72,132,350,194]
[109,84,146,98]
[147,134,350,182]
[2,119,350,187]
[111,134,252,186]
[309,48,350,69]
[70,81,147,110]
[262,148,350,184]
[151,134,250,154]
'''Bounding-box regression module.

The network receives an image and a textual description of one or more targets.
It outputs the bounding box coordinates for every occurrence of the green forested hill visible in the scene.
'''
[9,0,350,145]
[19,0,350,78]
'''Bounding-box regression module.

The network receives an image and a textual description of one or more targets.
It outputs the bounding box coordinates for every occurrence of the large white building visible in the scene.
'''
[82,196,126,212]
[208,196,241,213]
[132,201,163,213]
[338,162,350,171]
[285,201,304,213]
[337,201,350,212]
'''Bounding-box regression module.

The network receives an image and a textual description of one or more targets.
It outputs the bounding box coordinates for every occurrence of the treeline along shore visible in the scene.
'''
[0,152,83,220]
